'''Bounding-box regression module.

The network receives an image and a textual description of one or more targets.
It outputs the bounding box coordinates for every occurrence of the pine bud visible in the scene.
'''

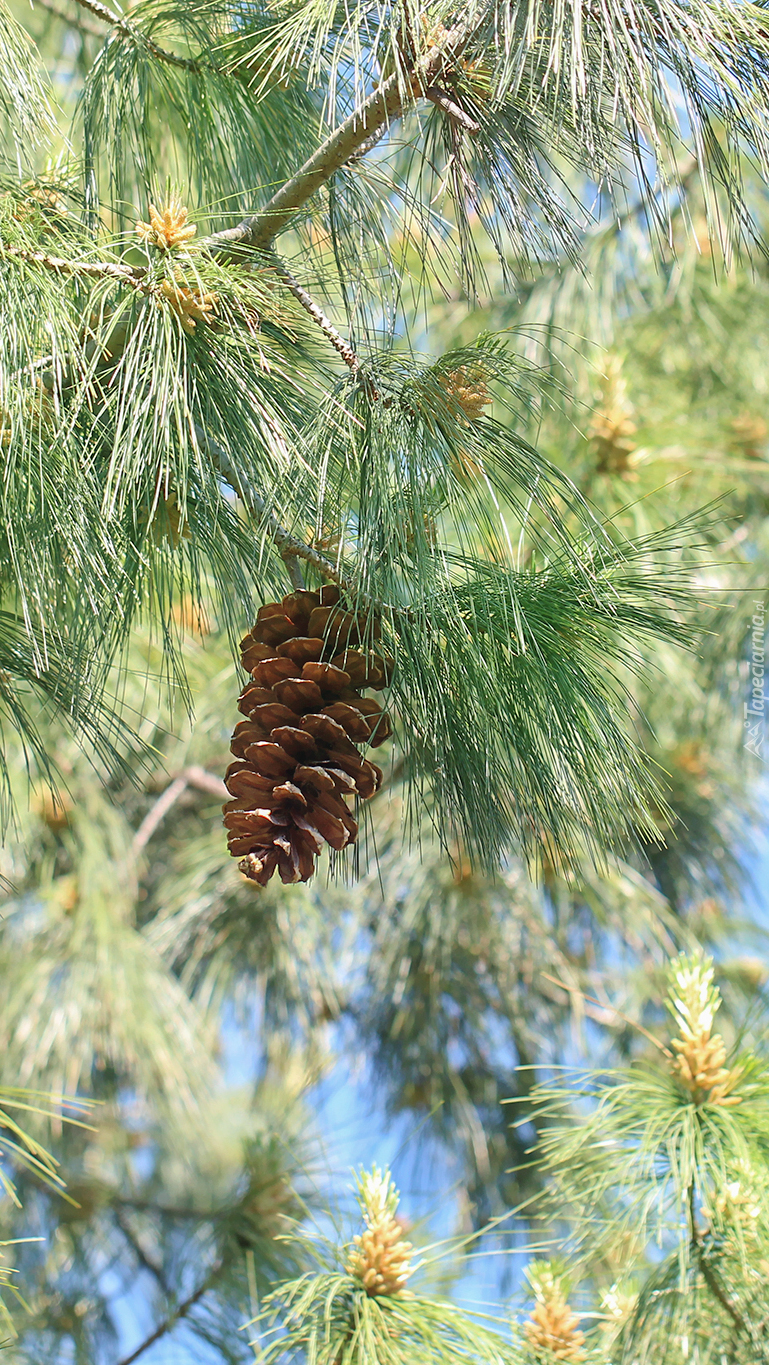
[439,365,492,423]
[136,195,197,251]
[588,355,639,476]
[730,412,768,459]
[666,955,742,1106]
[159,278,217,334]
[702,1159,764,1241]
[346,1167,414,1297]
[523,1265,585,1362]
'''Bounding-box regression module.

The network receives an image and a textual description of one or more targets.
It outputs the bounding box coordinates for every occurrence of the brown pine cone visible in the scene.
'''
[224,586,393,886]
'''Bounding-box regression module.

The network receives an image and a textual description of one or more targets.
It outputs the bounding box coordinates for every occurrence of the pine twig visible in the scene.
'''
[185,766,230,798]
[698,1249,749,1337]
[112,1206,170,1294]
[132,768,228,855]
[114,1260,224,1365]
[1,243,143,285]
[689,1180,749,1339]
[423,85,480,134]
[194,423,347,588]
[132,777,189,855]
[29,0,104,38]
[268,255,362,375]
[200,424,412,615]
[70,0,200,70]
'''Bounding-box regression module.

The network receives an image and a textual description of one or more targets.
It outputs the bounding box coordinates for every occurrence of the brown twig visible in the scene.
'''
[112,1206,170,1294]
[71,0,200,69]
[1,243,143,285]
[132,767,228,855]
[194,422,347,588]
[115,1260,224,1365]
[423,85,480,134]
[268,254,362,375]
[132,777,189,855]
[29,0,104,38]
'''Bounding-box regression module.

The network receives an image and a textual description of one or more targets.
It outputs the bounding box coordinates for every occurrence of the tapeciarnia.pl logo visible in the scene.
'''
[745,600,766,759]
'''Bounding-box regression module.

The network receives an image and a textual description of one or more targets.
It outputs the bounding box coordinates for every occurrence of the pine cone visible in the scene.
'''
[224,586,393,886]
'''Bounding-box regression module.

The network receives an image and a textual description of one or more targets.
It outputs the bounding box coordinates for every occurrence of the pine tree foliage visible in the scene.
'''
[510,955,769,1363]
[251,1166,511,1365]
[2,0,769,1360]
[3,0,769,868]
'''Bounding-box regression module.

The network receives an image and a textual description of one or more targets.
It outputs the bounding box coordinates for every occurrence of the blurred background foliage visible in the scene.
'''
[1,0,768,1361]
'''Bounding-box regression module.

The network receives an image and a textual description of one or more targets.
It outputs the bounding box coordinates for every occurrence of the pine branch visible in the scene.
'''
[70,0,200,70]
[423,85,480,135]
[689,1180,748,1338]
[31,0,103,38]
[698,1251,748,1337]
[1,242,143,285]
[195,423,346,588]
[202,12,488,255]
[199,423,412,611]
[112,1206,170,1294]
[114,1259,224,1365]
[132,777,188,855]
[132,768,228,855]
[269,255,362,376]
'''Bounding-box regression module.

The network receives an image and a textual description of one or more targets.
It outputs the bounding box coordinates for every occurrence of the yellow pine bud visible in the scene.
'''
[136,195,197,251]
[524,1269,586,1362]
[346,1168,414,1297]
[588,355,639,476]
[439,364,492,423]
[666,957,742,1106]
[159,278,217,334]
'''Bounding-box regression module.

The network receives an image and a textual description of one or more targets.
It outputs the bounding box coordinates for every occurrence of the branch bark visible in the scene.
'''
[1,243,143,284]
[423,85,480,134]
[269,254,362,375]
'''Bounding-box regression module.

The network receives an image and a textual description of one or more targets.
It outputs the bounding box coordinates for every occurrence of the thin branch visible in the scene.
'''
[346,124,391,167]
[423,85,480,134]
[132,777,188,855]
[201,12,488,256]
[112,1206,169,1294]
[1,243,143,285]
[70,0,200,70]
[132,768,228,855]
[282,551,306,589]
[115,1260,224,1365]
[183,766,229,799]
[698,1248,748,1336]
[198,425,412,616]
[689,1179,748,1338]
[268,254,361,375]
[195,423,347,588]
[29,0,104,38]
